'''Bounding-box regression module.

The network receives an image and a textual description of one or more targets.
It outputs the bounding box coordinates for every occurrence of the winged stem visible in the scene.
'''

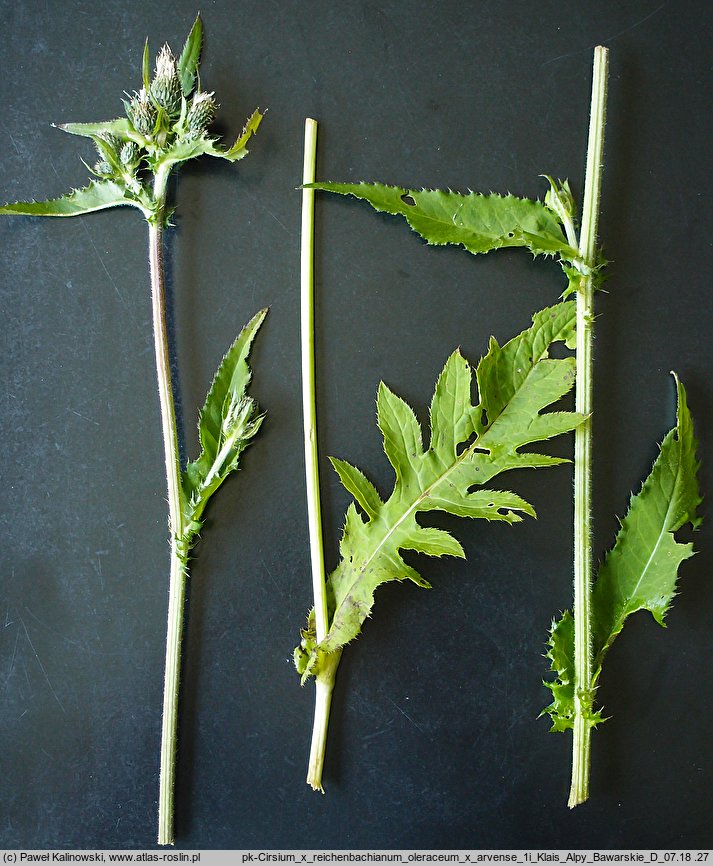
[570,45,609,808]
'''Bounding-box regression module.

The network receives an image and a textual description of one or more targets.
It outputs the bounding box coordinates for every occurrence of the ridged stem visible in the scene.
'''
[149,172,187,844]
[569,45,609,809]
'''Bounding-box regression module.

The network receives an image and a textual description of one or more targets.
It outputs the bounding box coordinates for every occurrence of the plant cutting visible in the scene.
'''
[0,16,265,843]
[295,274,586,789]
[305,46,701,805]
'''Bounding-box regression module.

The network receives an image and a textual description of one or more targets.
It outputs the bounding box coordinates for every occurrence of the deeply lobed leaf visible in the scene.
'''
[296,303,585,678]
[307,181,580,263]
[543,376,702,731]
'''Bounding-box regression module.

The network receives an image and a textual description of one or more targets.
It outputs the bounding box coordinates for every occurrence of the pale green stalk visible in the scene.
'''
[301,117,342,792]
[570,45,609,809]
[301,118,327,644]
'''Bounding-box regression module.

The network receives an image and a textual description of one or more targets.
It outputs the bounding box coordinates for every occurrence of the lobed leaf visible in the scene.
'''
[307,181,580,263]
[181,308,268,548]
[0,180,140,217]
[544,376,702,731]
[297,303,585,670]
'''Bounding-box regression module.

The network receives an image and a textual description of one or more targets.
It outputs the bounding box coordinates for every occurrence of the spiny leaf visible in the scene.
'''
[329,458,383,520]
[591,375,701,662]
[182,308,268,543]
[544,376,702,731]
[54,117,138,143]
[206,109,264,162]
[542,611,576,732]
[297,303,585,672]
[177,15,203,96]
[307,181,580,263]
[0,180,139,217]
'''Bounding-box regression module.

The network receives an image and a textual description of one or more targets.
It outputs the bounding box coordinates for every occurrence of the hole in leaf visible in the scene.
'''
[401,193,416,207]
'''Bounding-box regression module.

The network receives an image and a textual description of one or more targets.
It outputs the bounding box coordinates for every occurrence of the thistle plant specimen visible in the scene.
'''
[295,250,586,790]
[306,46,701,805]
[0,17,265,843]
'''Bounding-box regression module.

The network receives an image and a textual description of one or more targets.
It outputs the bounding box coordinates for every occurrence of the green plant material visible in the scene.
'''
[180,308,267,558]
[299,118,335,793]
[307,46,702,808]
[294,302,585,787]
[544,376,702,729]
[0,15,263,226]
[306,181,582,264]
[0,16,265,845]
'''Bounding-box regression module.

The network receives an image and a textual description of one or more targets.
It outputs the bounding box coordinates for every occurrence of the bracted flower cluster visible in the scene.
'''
[0,16,262,226]
[120,42,218,168]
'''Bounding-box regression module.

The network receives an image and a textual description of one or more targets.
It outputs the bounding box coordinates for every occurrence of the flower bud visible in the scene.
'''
[128,88,157,135]
[120,141,139,166]
[151,44,182,115]
[94,160,113,177]
[186,91,217,138]
[96,132,120,151]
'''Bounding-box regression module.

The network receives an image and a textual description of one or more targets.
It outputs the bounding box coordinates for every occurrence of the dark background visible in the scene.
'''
[1,0,712,851]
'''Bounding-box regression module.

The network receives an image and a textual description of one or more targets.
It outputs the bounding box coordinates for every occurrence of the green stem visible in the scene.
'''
[301,117,341,792]
[306,648,342,792]
[301,118,328,645]
[570,45,609,809]
[149,177,187,845]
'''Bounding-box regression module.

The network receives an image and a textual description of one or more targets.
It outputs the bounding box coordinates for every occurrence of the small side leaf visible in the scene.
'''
[0,180,139,217]
[377,382,424,486]
[401,525,465,559]
[329,458,383,520]
[542,610,575,732]
[177,15,203,96]
[142,38,151,90]
[182,308,268,537]
[54,117,138,142]
[205,109,264,162]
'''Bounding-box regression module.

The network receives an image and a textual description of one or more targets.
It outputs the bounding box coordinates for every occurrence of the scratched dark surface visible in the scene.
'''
[1,0,712,851]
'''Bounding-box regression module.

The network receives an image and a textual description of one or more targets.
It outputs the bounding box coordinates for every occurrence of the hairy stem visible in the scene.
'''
[150,177,187,845]
[570,45,609,809]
